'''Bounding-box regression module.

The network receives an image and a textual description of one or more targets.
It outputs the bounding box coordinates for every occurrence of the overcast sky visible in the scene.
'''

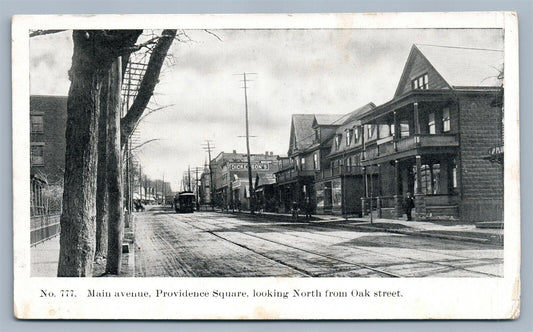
[30,28,503,191]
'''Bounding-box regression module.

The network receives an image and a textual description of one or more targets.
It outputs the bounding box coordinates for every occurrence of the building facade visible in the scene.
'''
[211,150,279,210]
[278,44,504,223]
[274,114,344,213]
[30,95,68,216]
[315,103,376,215]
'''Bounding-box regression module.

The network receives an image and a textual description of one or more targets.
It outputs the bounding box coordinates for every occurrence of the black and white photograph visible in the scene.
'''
[13,12,520,319]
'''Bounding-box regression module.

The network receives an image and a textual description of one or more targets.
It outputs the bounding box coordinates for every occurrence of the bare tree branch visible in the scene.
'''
[204,29,223,42]
[120,29,177,146]
[29,29,67,38]
[131,139,161,152]
[131,104,175,136]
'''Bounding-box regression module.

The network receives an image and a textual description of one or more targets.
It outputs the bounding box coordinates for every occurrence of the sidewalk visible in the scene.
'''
[31,218,136,277]
[216,209,504,246]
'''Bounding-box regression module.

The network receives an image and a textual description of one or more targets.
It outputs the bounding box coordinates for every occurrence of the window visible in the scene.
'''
[31,115,44,133]
[366,124,376,140]
[428,112,436,134]
[354,127,360,142]
[315,128,320,141]
[313,153,319,170]
[400,121,410,138]
[379,124,391,138]
[442,108,451,132]
[346,129,353,146]
[300,157,305,170]
[412,73,429,90]
[334,134,342,150]
[31,145,44,165]
[452,159,458,189]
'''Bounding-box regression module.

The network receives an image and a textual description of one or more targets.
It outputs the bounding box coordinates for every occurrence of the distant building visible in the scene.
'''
[199,164,212,206]
[210,150,279,210]
[30,95,68,216]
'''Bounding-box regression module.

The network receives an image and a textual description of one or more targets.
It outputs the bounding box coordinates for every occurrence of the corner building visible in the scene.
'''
[356,44,503,222]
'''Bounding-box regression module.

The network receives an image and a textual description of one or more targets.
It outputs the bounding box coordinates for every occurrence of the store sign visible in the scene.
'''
[229,162,271,171]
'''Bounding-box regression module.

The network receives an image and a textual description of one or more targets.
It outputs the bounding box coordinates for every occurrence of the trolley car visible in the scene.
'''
[174,191,195,213]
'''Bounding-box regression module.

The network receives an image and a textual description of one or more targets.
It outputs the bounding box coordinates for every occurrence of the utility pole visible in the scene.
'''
[235,72,257,214]
[187,165,191,191]
[194,167,202,210]
[202,140,215,211]
[162,173,166,205]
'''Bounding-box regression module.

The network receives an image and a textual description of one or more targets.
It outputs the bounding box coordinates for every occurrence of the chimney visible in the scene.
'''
[233,149,236,154]
[265,151,268,157]
[270,151,273,156]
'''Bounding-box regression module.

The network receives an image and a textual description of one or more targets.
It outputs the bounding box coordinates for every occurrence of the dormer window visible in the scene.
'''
[315,128,320,141]
[346,129,353,146]
[334,134,342,150]
[412,73,429,90]
[366,124,376,140]
[354,127,360,143]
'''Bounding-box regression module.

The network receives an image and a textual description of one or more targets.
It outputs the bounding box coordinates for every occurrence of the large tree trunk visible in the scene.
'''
[106,58,124,274]
[57,32,107,277]
[95,70,109,260]
[58,30,142,277]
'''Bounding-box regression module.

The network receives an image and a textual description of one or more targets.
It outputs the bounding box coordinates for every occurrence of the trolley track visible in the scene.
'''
[180,214,402,277]
[182,212,502,278]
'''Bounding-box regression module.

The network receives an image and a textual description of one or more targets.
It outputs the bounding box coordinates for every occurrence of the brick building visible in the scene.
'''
[330,44,503,222]
[279,44,503,223]
[30,95,68,216]
[211,150,279,210]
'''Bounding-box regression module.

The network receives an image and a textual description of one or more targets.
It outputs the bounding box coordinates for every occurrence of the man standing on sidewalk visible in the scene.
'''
[404,192,415,221]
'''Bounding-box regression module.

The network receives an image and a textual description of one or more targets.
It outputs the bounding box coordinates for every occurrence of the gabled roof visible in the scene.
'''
[416,44,503,88]
[394,44,503,97]
[327,102,376,155]
[289,114,316,153]
[339,102,376,125]
[314,114,345,126]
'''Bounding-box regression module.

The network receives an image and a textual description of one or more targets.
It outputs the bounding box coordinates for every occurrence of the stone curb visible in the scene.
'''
[354,224,496,244]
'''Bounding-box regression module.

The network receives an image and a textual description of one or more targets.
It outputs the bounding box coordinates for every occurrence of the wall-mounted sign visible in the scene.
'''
[229,162,271,171]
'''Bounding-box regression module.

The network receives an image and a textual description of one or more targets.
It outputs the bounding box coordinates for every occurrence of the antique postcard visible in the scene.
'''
[13,12,520,319]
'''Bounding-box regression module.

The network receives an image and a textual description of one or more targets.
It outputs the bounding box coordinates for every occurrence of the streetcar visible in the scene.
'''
[174,191,195,213]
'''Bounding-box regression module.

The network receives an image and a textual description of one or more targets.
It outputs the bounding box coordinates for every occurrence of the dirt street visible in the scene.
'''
[134,207,503,277]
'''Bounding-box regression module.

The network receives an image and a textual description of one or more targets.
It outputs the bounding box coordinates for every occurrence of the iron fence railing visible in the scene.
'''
[30,213,60,246]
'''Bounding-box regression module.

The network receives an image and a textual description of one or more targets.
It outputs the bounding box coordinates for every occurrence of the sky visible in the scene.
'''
[30,28,503,191]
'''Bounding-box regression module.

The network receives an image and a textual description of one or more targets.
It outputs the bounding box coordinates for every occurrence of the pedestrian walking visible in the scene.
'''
[404,192,415,221]
[291,201,299,221]
[304,197,312,220]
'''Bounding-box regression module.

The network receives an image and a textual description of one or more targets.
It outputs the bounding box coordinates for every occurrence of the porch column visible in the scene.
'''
[393,111,399,151]
[394,159,402,217]
[415,155,422,195]
[414,102,420,135]
[377,164,382,218]
[378,164,382,196]
[361,125,366,160]
[363,166,368,197]
[414,154,426,219]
